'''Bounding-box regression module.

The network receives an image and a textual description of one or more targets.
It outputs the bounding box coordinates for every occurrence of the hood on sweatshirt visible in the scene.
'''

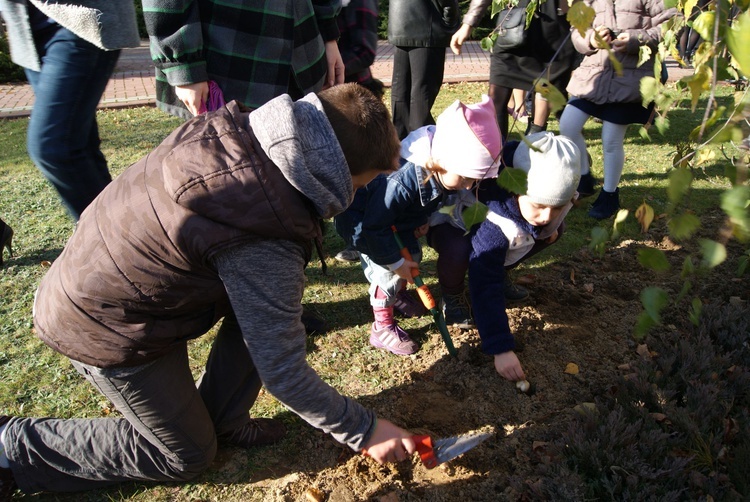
[249,93,353,220]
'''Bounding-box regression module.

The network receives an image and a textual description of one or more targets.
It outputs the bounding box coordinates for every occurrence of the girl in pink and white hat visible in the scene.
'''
[334,95,502,356]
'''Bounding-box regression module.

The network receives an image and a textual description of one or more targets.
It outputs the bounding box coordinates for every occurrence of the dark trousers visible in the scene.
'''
[25,24,120,221]
[6,313,261,493]
[390,46,446,139]
[427,222,566,294]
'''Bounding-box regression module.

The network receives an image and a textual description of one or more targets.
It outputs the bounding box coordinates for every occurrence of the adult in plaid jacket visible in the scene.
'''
[143,0,346,119]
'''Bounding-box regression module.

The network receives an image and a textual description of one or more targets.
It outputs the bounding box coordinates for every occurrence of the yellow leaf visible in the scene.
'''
[635,201,655,233]
[564,362,579,375]
[695,147,716,166]
[683,67,711,111]
[567,3,595,37]
[534,78,567,116]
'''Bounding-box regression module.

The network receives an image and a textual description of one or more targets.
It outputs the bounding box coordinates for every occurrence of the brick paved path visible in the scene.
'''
[0,40,691,119]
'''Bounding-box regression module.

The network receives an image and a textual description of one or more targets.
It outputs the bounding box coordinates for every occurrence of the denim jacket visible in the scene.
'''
[335,158,448,266]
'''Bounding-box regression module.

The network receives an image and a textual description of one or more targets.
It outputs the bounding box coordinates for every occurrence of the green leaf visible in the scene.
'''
[667,168,693,205]
[634,311,656,339]
[638,247,672,272]
[567,3,595,37]
[726,10,750,78]
[639,126,651,141]
[640,76,659,107]
[681,256,695,279]
[497,167,527,194]
[589,226,609,256]
[676,279,692,302]
[738,255,749,276]
[638,45,652,68]
[710,125,744,144]
[689,297,702,326]
[534,78,567,117]
[606,49,624,76]
[699,239,727,268]
[612,209,629,239]
[480,35,496,52]
[462,201,489,231]
[438,204,456,215]
[640,286,669,322]
[668,212,701,240]
[720,185,750,240]
[654,115,670,135]
[691,11,715,43]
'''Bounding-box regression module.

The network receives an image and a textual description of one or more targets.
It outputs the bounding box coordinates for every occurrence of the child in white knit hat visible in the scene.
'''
[334,95,502,356]
[427,131,581,380]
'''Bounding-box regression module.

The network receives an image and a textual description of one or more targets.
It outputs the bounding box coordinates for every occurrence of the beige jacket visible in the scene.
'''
[566,0,677,104]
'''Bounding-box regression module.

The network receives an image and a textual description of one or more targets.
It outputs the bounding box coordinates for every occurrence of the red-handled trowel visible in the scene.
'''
[412,430,493,469]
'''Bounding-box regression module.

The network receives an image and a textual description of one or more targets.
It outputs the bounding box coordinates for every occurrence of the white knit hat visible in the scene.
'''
[512,132,581,206]
[430,95,502,180]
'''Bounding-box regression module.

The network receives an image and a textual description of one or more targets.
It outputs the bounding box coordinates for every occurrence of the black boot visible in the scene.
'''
[0,218,13,268]
[440,290,474,330]
[589,188,620,219]
[577,172,597,198]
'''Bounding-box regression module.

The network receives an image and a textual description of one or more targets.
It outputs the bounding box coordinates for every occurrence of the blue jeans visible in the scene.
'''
[25,24,120,221]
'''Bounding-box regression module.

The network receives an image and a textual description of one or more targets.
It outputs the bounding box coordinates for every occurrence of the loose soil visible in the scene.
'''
[212,213,747,502]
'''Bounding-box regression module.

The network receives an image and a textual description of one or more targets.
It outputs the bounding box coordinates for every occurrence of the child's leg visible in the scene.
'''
[427,223,474,328]
[361,253,418,355]
[558,105,592,176]
[600,121,628,193]
[427,223,471,296]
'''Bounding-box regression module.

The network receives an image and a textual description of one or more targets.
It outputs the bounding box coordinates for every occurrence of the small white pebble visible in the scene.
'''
[516,380,530,393]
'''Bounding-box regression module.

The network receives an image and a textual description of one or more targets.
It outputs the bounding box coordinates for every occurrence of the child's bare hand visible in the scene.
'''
[612,32,631,52]
[362,418,417,463]
[545,230,559,244]
[394,260,419,284]
[413,223,430,239]
[494,351,525,381]
[591,26,613,49]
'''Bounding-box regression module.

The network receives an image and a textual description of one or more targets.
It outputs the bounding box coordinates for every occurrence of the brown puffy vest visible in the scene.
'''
[34,102,320,368]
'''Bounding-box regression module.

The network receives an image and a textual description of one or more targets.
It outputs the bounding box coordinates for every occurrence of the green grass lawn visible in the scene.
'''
[0,82,739,500]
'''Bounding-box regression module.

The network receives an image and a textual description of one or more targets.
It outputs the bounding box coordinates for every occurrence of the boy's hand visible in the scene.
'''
[494,351,525,381]
[362,418,417,463]
[413,223,430,239]
[545,229,559,244]
[394,260,419,284]
[175,82,209,116]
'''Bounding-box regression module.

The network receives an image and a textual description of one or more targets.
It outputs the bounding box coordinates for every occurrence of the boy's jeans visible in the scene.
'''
[5,313,260,493]
[25,24,120,221]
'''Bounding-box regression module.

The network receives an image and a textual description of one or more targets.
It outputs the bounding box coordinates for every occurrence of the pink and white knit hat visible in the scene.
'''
[430,94,502,180]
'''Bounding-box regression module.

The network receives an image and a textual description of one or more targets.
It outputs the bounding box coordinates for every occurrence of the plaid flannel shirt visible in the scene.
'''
[143,0,340,118]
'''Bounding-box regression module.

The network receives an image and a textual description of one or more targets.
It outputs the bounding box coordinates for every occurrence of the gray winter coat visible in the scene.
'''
[565,0,676,104]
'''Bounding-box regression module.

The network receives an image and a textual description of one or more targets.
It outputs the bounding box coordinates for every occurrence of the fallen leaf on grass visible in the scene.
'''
[41,260,52,268]
[573,402,596,414]
[569,268,576,284]
[515,274,536,285]
[564,363,579,375]
[583,283,594,293]
[636,344,651,359]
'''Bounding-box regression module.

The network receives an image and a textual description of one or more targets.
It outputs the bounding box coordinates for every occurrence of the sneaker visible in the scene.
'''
[369,322,418,356]
[392,289,426,318]
[577,172,596,198]
[0,416,17,500]
[588,188,620,220]
[334,246,360,263]
[504,278,529,303]
[440,292,474,329]
[218,418,287,448]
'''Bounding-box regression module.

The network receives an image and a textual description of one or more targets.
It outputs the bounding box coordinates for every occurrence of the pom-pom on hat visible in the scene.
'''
[512,132,582,207]
[430,95,502,180]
